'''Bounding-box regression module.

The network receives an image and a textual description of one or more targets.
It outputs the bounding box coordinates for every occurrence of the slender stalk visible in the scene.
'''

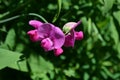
[0,13,48,24]
[28,13,48,23]
[17,60,22,71]
[52,0,62,23]
[0,15,20,24]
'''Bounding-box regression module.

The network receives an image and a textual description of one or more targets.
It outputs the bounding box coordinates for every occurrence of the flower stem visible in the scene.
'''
[0,15,20,24]
[28,13,48,23]
[52,0,62,23]
[0,13,48,24]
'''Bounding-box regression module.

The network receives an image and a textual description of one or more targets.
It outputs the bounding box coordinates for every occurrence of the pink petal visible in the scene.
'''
[54,48,63,56]
[27,30,40,42]
[38,23,65,50]
[50,27,65,49]
[63,21,82,47]
[29,20,43,29]
[64,30,75,47]
[41,38,53,51]
[38,23,53,39]
[75,31,84,40]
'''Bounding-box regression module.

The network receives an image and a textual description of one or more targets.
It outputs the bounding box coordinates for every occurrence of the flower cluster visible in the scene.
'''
[27,20,83,56]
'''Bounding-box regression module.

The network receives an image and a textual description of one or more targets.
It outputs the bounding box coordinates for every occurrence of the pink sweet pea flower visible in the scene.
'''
[29,20,43,29]
[27,20,65,56]
[54,48,63,56]
[63,21,84,47]
[27,29,40,42]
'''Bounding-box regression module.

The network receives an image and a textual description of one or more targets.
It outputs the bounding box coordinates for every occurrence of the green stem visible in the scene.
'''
[0,13,48,24]
[52,0,62,23]
[28,13,48,23]
[17,60,22,71]
[0,15,20,24]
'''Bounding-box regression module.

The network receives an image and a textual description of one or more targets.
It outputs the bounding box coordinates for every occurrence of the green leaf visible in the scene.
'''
[92,22,104,42]
[88,18,92,35]
[109,17,119,45]
[81,17,88,32]
[28,54,54,79]
[0,48,22,70]
[100,70,108,79]
[101,66,120,79]
[0,12,9,19]
[102,0,114,14]
[102,61,112,66]
[63,68,76,77]
[4,28,16,50]
[15,43,24,52]
[117,42,120,59]
[113,10,120,25]
[84,72,89,80]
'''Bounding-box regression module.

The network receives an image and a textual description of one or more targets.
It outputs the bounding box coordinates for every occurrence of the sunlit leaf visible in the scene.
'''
[109,17,119,45]
[102,0,115,14]
[84,72,89,80]
[28,54,54,79]
[15,43,24,52]
[63,68,76,77]
[0,48,24,70]
[113,10,120,25]
[100,70,108,79]
[88,18,92,35]
[4,28,16,50]
[102,66,114,79]
[102,61,112,66]
[81,17,88,32]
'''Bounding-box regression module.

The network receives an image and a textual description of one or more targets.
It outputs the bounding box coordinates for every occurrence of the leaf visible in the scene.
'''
[101,66,114,79]
[117,42,120,59]
[15,43,24,52]
[113,10,120,25]
[84,72,89,80]
[4,28,16,50]
[109,17,119,45]
[81,17,88,32]
[92,22,104,42]
[102,0,115,14]
[63,68,76,77]
[88,18,92,35]
[0,48,22,70]
[100,70,108,79]
[102,61,112,66]
[28,54,54,79]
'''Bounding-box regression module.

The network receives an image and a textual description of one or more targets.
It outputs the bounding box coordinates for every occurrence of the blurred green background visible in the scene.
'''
[0,0,120,80]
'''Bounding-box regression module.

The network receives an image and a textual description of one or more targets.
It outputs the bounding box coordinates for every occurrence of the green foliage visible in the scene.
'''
[0,48,27,71]
[4,28,16,50]
[28,54,54,80]
[0,0,120,80]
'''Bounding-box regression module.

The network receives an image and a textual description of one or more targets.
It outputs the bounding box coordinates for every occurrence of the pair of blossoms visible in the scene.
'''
[27,20,83,56]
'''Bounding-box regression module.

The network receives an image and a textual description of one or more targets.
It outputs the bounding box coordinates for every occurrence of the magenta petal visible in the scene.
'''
[50,27,65,49]
[41,38,53,51]
[38,23,65,50]
[75,31,84,40]
[38,23,53,39]
[29,20,43,28]
[27,30,40,42]
[64,30,75,47]
[54,48,63,56]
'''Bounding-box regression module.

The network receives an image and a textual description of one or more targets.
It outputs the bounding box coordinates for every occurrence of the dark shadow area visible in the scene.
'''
[0,67,31,80]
